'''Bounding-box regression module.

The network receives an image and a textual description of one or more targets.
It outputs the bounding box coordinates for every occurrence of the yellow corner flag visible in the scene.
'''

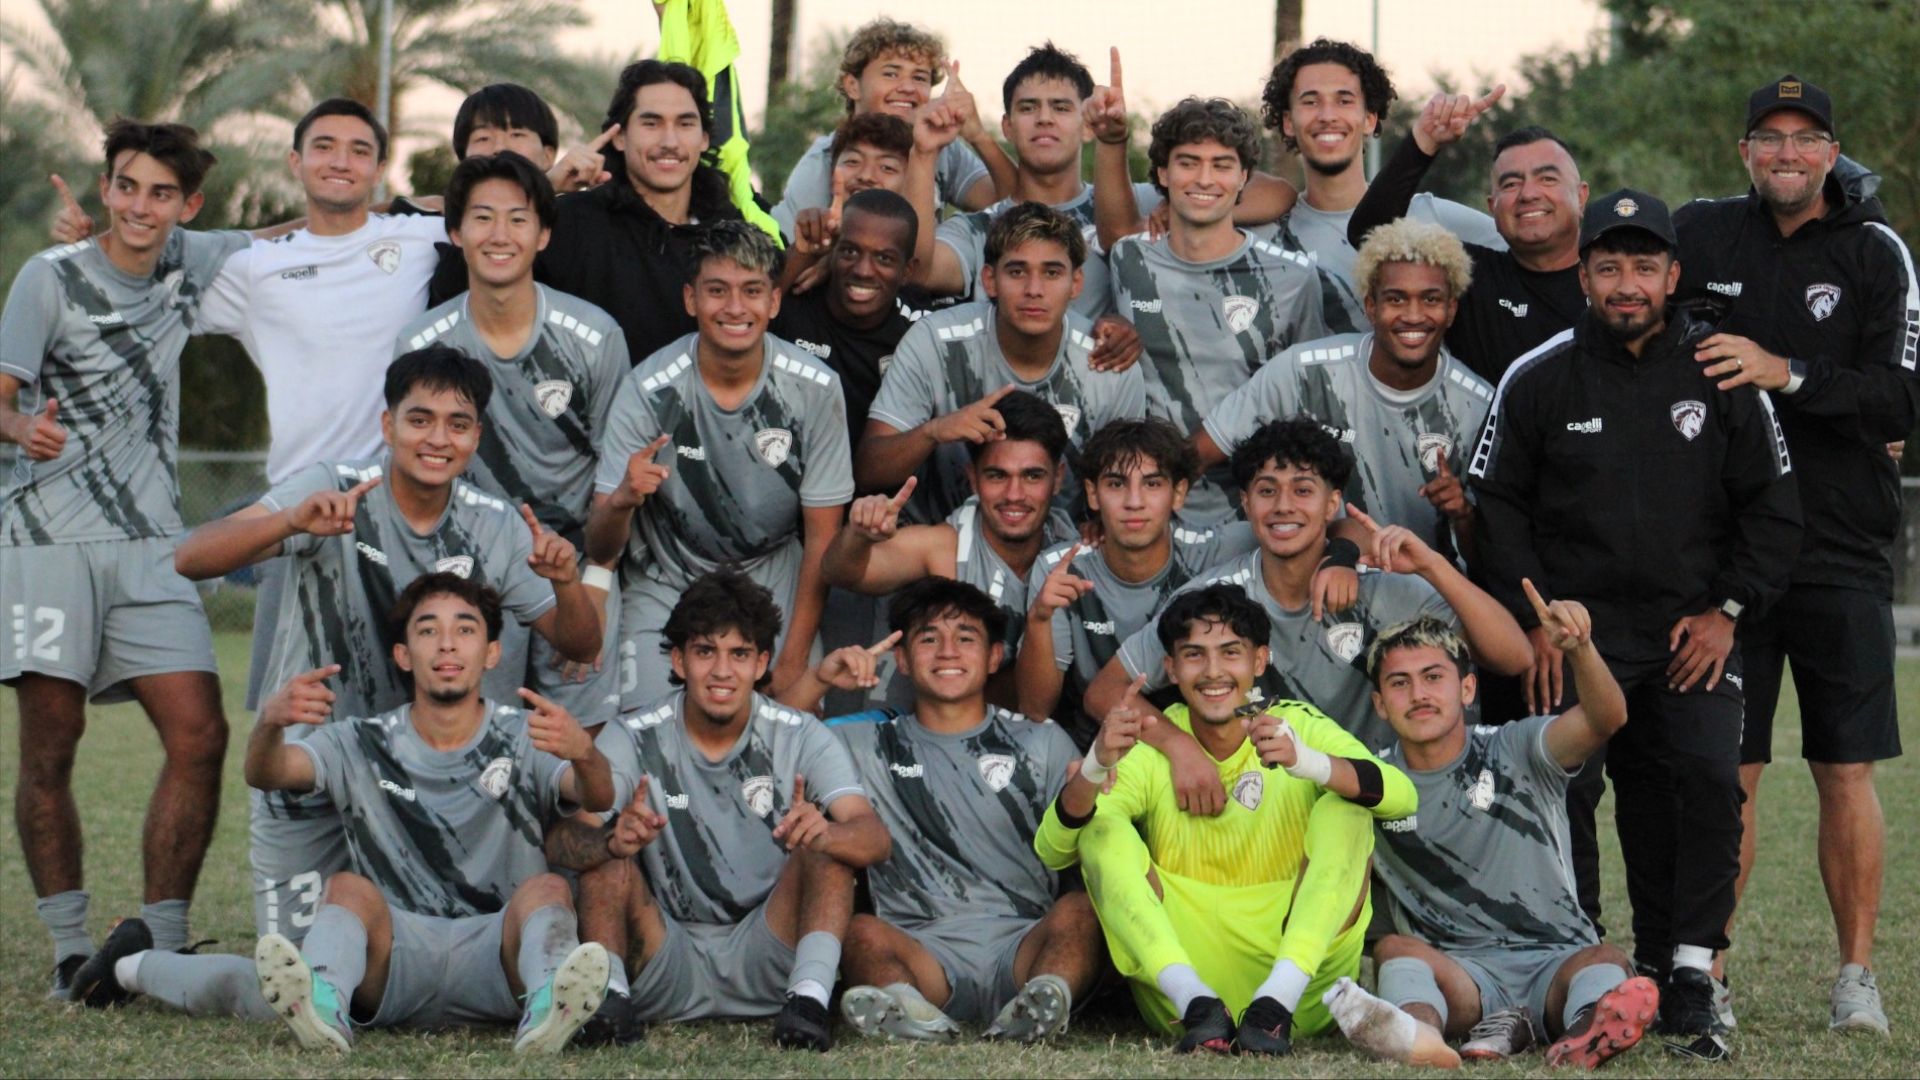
[656,0,783,244]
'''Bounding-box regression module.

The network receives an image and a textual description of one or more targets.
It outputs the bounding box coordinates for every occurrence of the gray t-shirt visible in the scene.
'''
[1262,194,1505,328]
[0,231,247,545]
[594,333,854,588]
[774,134,988,238]
[933,183,1160,319]
[1107,229,1341,523]
[1203,333,1493,547]
[398,284,629,538]
[1118,552,1459,749]
[867,301,1145,525]
[1375,714,1596,952]
[597,691,866,926]
[833,708,1076,926]
[295,700,576,918]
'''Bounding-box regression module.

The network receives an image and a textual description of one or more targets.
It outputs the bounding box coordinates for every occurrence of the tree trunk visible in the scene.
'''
[1273,0,1303,60]
[768,0,796,93]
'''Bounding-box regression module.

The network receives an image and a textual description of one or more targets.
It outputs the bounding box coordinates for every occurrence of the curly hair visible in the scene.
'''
[983,201,1087,269]
[1147,98,1263,197]
[1260,38,1397,151]
[1229,416,1353,493]
[1353,218,1473,300]
[828,112,913,163]
[1078,418,1199,489]
[661,570,784,688]
[838,19,947,113]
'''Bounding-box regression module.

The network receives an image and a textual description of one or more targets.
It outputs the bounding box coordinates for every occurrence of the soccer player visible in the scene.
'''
[1036,584,1417,1054]
[832,578,1099,1041]
[1325,600,1658,1069]
[1674,75,1916,1035]
[240,573,614,1053]
[860,201,1145,524]
[1199,218,1492,557]
[398,151,628,724]
[451,81,616,193]
[2,119,246,993]
[824,390,1075,709]
[1093,96,1340,523]
[548,571,891,1050]
[1017,418,1256,746]
[771,18,1008,237]
[587,221,851,707]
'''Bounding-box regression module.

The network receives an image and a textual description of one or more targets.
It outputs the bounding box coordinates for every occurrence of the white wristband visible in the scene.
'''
[581,564,616,591]
[1079,752,1114,786]
[1284,734,1335,787]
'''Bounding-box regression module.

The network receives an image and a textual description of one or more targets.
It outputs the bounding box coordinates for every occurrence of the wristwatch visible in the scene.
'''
[1781,357,1808,395]
[1717,598,1745,623]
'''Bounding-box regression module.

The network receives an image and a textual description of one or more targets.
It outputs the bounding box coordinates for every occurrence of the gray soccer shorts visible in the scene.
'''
[2,537,216,703]
[614,541,808,713]
[244,554,289,711]
[367,909,518,1028]
[906,913,1036,1024]
[627,900,796,1022]
[249,795,350,945]
[1451,942,1592,1041]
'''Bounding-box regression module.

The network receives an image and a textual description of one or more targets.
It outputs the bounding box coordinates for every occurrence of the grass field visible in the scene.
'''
[1,632,1914,1077]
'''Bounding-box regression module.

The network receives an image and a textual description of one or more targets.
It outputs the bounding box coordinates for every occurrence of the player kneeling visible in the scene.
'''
[1035,585,1417,1054]
[829,578,1101,1041]
[1323,587,1658,1069]
[242,574,617,1054]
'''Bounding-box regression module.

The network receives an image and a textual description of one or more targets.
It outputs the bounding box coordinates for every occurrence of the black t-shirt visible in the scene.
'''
[770,285,931,442]
[1445,247,1586,384]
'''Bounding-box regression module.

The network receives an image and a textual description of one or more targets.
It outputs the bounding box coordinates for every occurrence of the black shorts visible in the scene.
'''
[1739,585,1901,765]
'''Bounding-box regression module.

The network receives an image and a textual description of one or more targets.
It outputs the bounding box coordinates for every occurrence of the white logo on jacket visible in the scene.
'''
[1670,400,1706,441]
[1805,283,1841,321]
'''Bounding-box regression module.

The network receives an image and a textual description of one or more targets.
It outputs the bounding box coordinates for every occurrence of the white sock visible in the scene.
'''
[790,978,830,1007]
[1322,976,1420,1063]
[1155,963,1213,1016]
[115,951,149,994]
[605,953,630,999]
[1673,945,1713,973]
[1255,958,1311,1012]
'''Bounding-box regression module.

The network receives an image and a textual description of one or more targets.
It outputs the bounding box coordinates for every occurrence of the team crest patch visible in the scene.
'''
[977,753,1016,793]
[1231,770,1264,811]
[753,428,793,467]
[366,240,402,274]
[1670,400,1706,441]
[435,554,475,578]
[1805,283,1841,321]
[1416,433,1452,475]
[742,775,776,818]
[1469,768,1496,811]
[1324,622,1365,663]
[1221,295,1260,334]
[533,379,573,418]
[478,756,513,800]
[1054,403,1083,434]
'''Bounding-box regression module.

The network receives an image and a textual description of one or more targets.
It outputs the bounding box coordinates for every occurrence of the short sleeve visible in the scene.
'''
[1035,722,1079,801]
[196,241,253,338]
[937,141,990,206]
[797,720,866,807]
[1116,620,1172,691]
[526,741,581,821]
[1025,555,1075,672]
[0,257,61,384]
[1203,351,1297,454]
[866,320,944,432]
[258,462,341,557]
[595,721,645,819]
[593,369,659,494]
[934,214,984,293]
[491,512,559,625]
[1514,713,1579,787]
[292,723,356,806]
[798,380,855,507]
[588,327,633,444]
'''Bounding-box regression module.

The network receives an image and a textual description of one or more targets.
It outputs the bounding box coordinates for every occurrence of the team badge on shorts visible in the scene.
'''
[742,775,776,818]
[1324,623,1365,663]
[478,756,514,800]
[533,379,573,418]
[1053,403,1082,434]
[1805,283,1841,321]
[1416,433,1452,475]
[1221,295,1260,334]
[366,240,402,274]
[1232,770,1264,811]
[1670,400,1705,441]
[435,555,475,578]
[977,754,1015,793]
[753,428,793,467]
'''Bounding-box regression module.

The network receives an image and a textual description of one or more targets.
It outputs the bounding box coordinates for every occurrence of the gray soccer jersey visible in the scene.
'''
[1107,230,1339,522]
[1203,333,1494,546]
[933,184,1160,319]
[0,231,247,545]
[594,334,854,589]
[867,302,1144,524]
[1118,552,1459,749]
[1375,714,1596,951]
[597,692,866,926]
[1262,194,1505,328]
[773,135,987,238]
[295,700,576,918]
[832,708,1076,926]
[398,284,629,538]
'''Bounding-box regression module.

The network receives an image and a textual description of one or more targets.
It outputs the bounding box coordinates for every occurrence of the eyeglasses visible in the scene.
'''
[1745,130,1834,153]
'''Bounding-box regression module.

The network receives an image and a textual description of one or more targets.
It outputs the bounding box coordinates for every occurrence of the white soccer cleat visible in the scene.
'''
[984,974,1072,1042]
[839,983,960,1042]
[513,942,612,1054]
[254,933,351,1053]
[1322,976,1461,1069]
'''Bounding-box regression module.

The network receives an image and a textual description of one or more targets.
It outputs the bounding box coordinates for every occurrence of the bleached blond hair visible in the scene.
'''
[1366,615,1470,686]
[1353,218,1473,300]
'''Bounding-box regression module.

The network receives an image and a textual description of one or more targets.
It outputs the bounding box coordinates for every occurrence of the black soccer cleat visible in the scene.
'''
[50,954,88,1002]
[1174,995,1236,1054]
[1236,995,1295,1056]
[574,989,645,1047]
[772,993,833,1052]
[69,917,152,1008]
[1658,967,1720,1039]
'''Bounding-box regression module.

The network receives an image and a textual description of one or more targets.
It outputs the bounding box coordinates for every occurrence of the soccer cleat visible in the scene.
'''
[839,984,959,1042]
[255,933,351,1053]
[1322,977,1462,1068]
[1657,967,1718,1039]
[1235,995,1295,1056]
[69,917,152,1008]
[1546,975,1658,1069]
[1174,995,1235,1054]
[984,974,1072,1042]
[772,993,834,1051]
[1710,973,1736,1034]
[1460,1007,1534,1060]
[1829,965,1890,1036]
[573,989,645,1046]
[49,954,88,1002]
[513,942,611,1055]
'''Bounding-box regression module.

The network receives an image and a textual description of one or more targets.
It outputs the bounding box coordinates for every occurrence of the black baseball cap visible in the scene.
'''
[1578,188,1677,254]
[1747,74,1835,135]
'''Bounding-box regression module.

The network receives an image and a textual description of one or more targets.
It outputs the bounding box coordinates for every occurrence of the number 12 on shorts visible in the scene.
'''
[10,605,65,662]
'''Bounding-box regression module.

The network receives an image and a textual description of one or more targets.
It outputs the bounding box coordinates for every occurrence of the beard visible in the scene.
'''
[1598,300,1665,344]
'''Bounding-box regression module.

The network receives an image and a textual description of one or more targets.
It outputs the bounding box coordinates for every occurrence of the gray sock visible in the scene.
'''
[1377,956,1449,1028]
[304,904,369,1003]
[787,931,841,1005]
[1564,963,1629,1031]
[135,951,278,1021]
[515,904,578,993]
[36,890,91,963]
[141,899,191,952]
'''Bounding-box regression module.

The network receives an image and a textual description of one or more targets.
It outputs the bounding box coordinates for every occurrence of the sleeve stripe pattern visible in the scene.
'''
[1467,327,1574,480]
[546,307,606,347]
[1755,390,1793,475]
[1864,222,1919,373]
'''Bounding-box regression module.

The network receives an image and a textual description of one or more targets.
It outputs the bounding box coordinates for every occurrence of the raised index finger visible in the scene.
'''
[519,502,544,535]
[889,474,918,509]
[589,124,621,151]
[1474,84,1508,113]
[867,629,904,655]
[946,59,965,91]
[982,382,1018,406]
[636,432,672,462]
[347,475,383,499]
[1520,577,1554,624]
[1122,669,1149,705]
[300,663,343,683]
[516,686,556,712]
[1346,506,1380,533]
[791,772,807,805]
[1051,542,1084,576]
[1109,47,1123,91]
[51,173,81,211]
